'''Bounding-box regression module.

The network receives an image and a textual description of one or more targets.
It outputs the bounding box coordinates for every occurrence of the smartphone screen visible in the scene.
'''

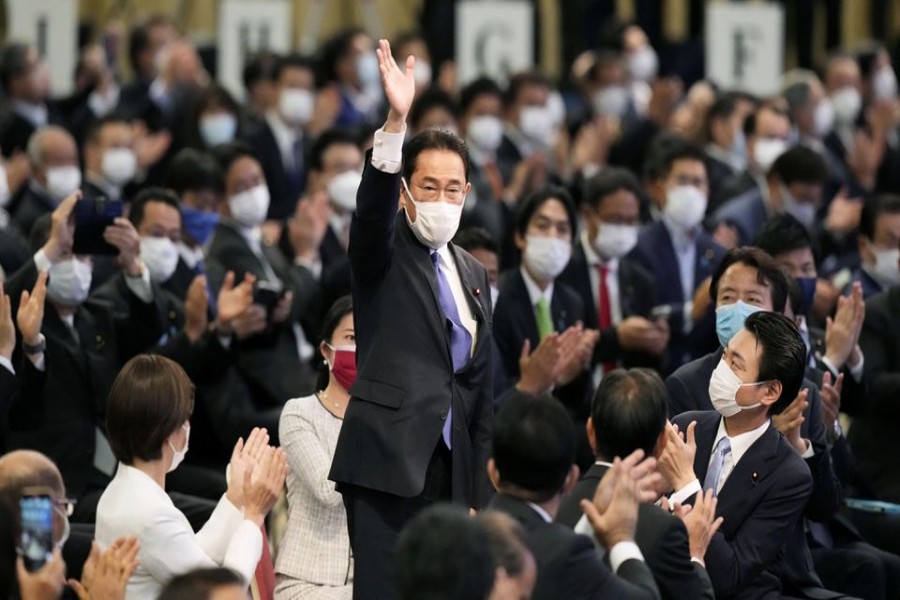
[19,494,54,572]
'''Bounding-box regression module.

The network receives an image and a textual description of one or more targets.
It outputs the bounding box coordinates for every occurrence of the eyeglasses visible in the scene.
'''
[409,182,465,203]
[54,498,77,517]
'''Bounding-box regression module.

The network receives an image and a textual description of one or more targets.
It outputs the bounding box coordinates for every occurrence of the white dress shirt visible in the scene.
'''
[266,112,303,172]
[96,464,262,599]
[580,231,623,324]
[520,266,554,313]
[669,418,771,504]
[370,127,477,351]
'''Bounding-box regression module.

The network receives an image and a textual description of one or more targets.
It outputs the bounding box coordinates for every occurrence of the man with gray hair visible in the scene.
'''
[12,126,81,237]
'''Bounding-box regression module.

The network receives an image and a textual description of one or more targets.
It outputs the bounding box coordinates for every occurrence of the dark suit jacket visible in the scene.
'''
[4,260,164,497]
[329,155,494,507]
[557,463,713,600]
[705,152,738,216]
[490,493,661,600]
[710,169,759,213]
[850,285,900,501]
[712,186,768,247]
[672,411,813,600]
[12,183,57,238]
[557,243,660,369]
[241,119,307,220]
[626,221,725,369]
[0,107,63,158]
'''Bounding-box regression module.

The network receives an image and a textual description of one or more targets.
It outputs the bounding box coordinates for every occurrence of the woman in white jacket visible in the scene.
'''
[96,354,287,600]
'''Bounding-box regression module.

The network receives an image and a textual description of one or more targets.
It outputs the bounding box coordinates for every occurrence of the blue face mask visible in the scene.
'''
[716,300,764,348]
[794,277,817,317]
[181,207,219,245]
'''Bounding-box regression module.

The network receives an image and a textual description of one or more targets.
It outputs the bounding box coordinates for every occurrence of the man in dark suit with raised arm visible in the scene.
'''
[329,40,494,600]
[488,391,661,600]
[557,369,715,600]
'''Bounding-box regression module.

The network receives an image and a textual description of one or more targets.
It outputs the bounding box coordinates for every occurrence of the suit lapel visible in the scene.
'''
[655,223,686,300]
[694,235,720,288]
[715,424,781,517]
[508,271,541,347]
[618,261,638,317]
[692,413,722,485]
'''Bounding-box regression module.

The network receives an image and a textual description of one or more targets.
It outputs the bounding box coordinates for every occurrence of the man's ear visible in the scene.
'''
[759,380,783,408]
[514,231,526,252]
[653,429,667,458]
[585,418,597,454]
[487,458,501,492]
[562,464,580,495]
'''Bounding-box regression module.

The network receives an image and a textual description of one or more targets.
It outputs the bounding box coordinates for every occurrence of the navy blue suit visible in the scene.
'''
[672,411,813,599]
[626,221,725,369]
[712,187,768,247]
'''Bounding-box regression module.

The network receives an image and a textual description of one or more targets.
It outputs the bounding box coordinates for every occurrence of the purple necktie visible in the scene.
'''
[432,252,472,448]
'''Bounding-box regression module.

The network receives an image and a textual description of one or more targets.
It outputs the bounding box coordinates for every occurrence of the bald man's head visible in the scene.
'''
[0,450,65,504]
[26,126,79,189]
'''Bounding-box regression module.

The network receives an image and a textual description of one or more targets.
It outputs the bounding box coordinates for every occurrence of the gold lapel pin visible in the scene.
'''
[473,287,481,296]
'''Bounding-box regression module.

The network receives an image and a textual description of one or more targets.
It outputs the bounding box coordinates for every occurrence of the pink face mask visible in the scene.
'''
[327,344,357,391]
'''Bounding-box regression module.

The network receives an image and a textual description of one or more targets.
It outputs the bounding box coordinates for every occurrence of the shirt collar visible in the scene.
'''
[520,266,553,306]
[712,416,771,466]
[266,111,301,144]
[526,502,553,523]
[177,241,204,269]
[12,100,47,127]
[238,224,263,250]
[661,216,697,251]
[580,230,619,271]
[433,245,454,268]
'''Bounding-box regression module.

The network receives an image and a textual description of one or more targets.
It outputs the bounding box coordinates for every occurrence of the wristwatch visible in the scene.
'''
[22,334,46,355]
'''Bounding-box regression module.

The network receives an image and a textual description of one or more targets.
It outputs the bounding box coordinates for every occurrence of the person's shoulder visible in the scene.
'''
[672,409,718,429]
[280,394,321,422]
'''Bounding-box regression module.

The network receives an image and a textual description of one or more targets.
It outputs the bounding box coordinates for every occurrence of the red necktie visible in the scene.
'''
[598,265,616,373]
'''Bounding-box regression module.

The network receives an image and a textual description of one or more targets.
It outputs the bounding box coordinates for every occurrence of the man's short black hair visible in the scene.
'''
[401,130,470,183]
[129,187,182,229]
[318,27,366,84]
[453,227,499,255]
[743,103,790,137]
[645,137,707,182]
[503,71,552,108]
[769,145,828,184]
[158,568,243,600]
[272,53,316,84]
[165,148,225,195]
[0,42,31,91]
[709,247,788,314]
[395,504,495,600]
[754,214,817,260]
[460,77,503,115]
[590,369,668,461]
[410,89,459,131]
[515,186,577,241]
[704,91,751,141]
[742,311,806,416]
[309,128,361,172]
[492,391,575,501]
[127,14,173,76]
[582,167,642,211]
[242,51,279,91]
[211,141,260,176]
[85,115,131,147]
[860,193,900,240]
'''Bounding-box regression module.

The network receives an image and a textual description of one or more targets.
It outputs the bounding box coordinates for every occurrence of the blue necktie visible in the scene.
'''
[703,437,732,496]
[431,252,472,449]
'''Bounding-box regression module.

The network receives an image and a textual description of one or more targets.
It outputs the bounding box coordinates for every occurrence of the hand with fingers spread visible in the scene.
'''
[42,192,80,264]
[820,371,843,438]
[617,316,669,355]
[824,189,863,236]
[376,39,416,133]
[243,445,289,526]
[772,389,809,455]
[104,217,143,276]
[657,421,698,492]
[226,427,271,508]
[18,271,48,349]
[232,304,268,340]
[16,548,67,600]
[825,284,864,370]
[516,334,561,394]
[580,458,640,549]
[289,192,330,262]
[215,272,255,335]
[0,283,14,360]
[183,275,209,344]
[677,489,724,563]
[556,325,592,386]
[69,537,139,600]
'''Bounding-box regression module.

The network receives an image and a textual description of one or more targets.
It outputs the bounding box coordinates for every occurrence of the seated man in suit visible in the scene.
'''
[559,167,668,379]
[661,311,814,599]
[207,142,319,409]
[713,146,829,248]
[496,71,558,186]
[13,127,81,237]
[628,140,725,369]
[0,42,58,157]
[703,92,756,209]
[848,193,900,298]
[81,117,139,205]
[557,369,715,599]
[242,54,317,221]
[492,186,599,466]
[488,391,661,600]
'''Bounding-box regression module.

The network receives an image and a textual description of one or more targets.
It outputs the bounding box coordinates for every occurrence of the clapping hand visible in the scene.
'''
[516,334,562,394]
[103,218,142,277]
[0,284,14,360]
[17,271,48,349]
[820,371,844,436]
[215,271,255,335]
[16,548,66,600]
[772,389,809,455]
[42,192,79,264]
[657,421,698,492]
[243,445,289,527]
[677,489,724,563]
[183,275,209,344]
[824,282,865,371]
[226,427,270,509]
[69,537,139,600]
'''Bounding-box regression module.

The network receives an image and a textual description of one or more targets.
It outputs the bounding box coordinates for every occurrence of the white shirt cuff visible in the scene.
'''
[609,541,645,572]
[848,354,864,382]
[33,249,52,273]
[691,556,706,567]
[801,438,815,458]
[125,268,153,303]
[668,479,702,507]
[0,355,14,375]
[87,85,120,118]
[29,352,46,371]
[370,127,405,174]
[682,301,694,335]
[0,165,10,208]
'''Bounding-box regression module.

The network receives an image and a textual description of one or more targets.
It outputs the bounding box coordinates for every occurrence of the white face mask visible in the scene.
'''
[356,51,380,87]
[199,113,237,147]
[140,236,179,283]
[413,60,432,87]
[628,46,658,82]
[519,106,556,147]
[874,67,898,100]
[45,166,81,202]
[102,148,137,186]
[753,138,788,173]
[327,170,362,212]
[402,178,464,249]
[831,86,862,125]
[524,235,571,282]
[47,258,92,307]
[279,88,315,126]
[814,100,835,138]
[592,85,630,119]
[467,115,504,152]
[780,184,817,227]
[708,358,765,418]
[663,185,707,230]
[867,243,900,288]
[167,423,190,473]
[593,222,638,260]
[228,184,270,228]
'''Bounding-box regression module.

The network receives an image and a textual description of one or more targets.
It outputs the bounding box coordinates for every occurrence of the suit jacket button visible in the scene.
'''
[440,411,448,421]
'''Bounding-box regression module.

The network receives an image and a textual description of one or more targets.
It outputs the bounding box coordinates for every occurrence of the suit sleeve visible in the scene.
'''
[472,268,495,508]
[694,562,715,600]
[665,372,696,418]
[643,517,704,600]
[858,303,900,420]
[703,463,813,598]
[564,536,661,600]
[348,151,402,285]
[801,384,842,521]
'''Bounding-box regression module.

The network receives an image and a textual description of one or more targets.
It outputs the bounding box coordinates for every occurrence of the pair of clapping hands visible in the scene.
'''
[225,427,288,526]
